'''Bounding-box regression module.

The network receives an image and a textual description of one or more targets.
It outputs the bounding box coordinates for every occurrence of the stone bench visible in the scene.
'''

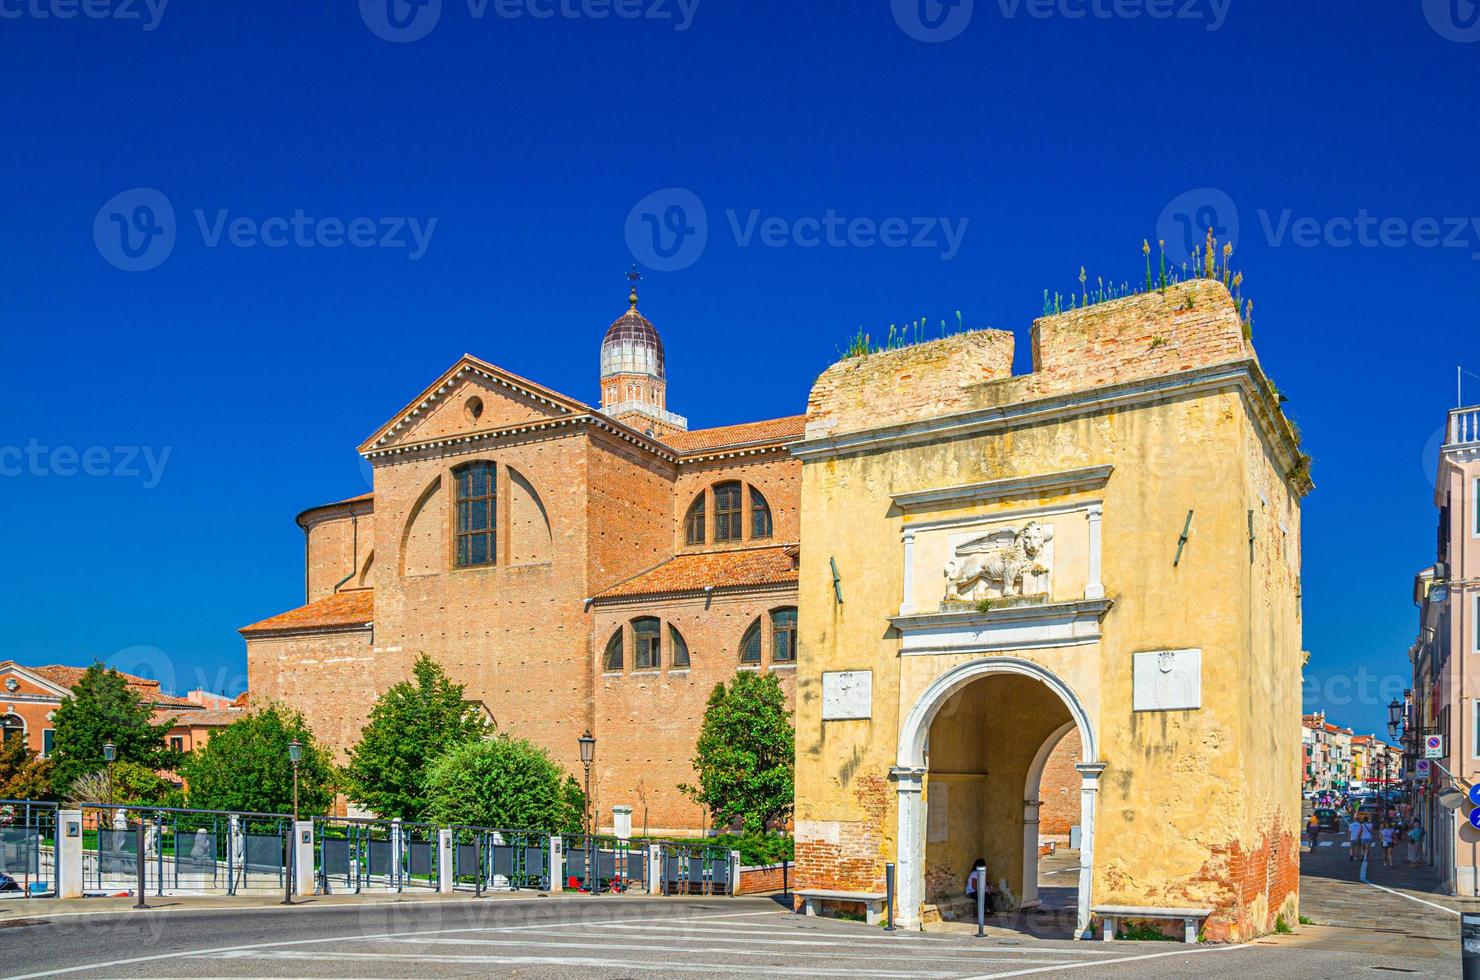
[1092,905,1212,944]
[796,889,889,926]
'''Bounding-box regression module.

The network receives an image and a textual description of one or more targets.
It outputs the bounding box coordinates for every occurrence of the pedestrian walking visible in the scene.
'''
[1380,822,1395,868]
[1406,820,1425,866]
[1348,816,1363,861]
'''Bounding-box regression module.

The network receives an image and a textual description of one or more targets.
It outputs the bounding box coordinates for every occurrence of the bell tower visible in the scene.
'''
[598,267,687,437]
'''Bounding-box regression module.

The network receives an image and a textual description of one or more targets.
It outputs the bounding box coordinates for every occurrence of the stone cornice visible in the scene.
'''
[792,360,1308,494]
[239,621,375,640]
[891,465,1114,511]
[361,413,680,465]
[588,578,798,608]
[890,598,1113,656]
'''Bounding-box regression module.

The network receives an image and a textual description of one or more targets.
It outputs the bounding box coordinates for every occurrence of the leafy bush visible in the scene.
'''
[180,703,336,815]
[680,672,794,835]
[421,736,584,833]
[346,655,491,821]
[63,761,169,807]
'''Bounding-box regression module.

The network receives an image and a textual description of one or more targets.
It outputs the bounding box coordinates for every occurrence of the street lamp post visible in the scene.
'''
[103,741,116,802]
[578,731,595,835]
[578,731,596,896]
[283,739,302,907]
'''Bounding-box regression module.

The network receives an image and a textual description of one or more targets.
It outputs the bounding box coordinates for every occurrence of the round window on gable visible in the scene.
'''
[465,396,485,423]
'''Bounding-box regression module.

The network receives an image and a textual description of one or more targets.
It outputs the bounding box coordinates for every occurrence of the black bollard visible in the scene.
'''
[884,862,895,931]
[975,878,986,938]
[133,821,147,910]
[281,824,294,906]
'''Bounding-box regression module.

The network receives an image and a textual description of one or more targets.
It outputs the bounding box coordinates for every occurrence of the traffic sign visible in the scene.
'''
[1470,783,1480,808]
[1426,735,1445,759]
[1469,808,1480,831]
[1415,759,1432,781]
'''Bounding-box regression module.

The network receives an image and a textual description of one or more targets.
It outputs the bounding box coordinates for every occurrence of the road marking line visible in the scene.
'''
[534,923,1118,954]
[955,942,1252,979]
[374,934,1072,964]
[211,949,955,978]
[0,907,785,980]
[1358,856,1461,917]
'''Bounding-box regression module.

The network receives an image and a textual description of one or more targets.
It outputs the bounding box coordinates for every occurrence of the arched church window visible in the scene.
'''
[0,714,24,744]
[633,617,661,670]
[454,461,496,567]
[603,628,624,672]
[714,482,743,542]
[771,607,797,663]
[750,487,773,540]
[670,625,690,668]
[684,493,706,546]
[739,619,762,664]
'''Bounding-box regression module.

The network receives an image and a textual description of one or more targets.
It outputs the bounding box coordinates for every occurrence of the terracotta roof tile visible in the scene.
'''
[240,589,374,635]
[594,546,799,601]
[230,691,250,708]
[175,708,243,727]
[28,664,200,708]
[660,415,807,455]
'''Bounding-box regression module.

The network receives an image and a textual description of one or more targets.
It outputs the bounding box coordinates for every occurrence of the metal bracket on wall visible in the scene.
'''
[830,556,844,605]
[1248,509,1255,564]
[1173,510,1194,567]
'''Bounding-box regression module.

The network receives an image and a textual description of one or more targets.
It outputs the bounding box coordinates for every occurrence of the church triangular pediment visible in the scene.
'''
[358,355,593,454]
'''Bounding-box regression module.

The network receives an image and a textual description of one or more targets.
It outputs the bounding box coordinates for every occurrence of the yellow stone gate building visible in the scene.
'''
[791,279,1308,942]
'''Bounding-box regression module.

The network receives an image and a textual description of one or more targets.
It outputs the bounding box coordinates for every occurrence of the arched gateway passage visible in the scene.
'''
[892,658,1102,938]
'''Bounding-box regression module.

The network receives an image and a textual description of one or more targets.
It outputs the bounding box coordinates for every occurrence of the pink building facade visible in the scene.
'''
[1410,405,1480,895]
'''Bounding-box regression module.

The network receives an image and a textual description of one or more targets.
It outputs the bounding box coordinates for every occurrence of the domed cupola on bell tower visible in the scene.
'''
[598,267,688,437]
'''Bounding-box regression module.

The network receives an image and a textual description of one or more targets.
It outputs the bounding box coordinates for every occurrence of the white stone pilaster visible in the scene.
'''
[1021,799,1042,908]
[891,766,927,929]
[900,529,918,615]
[1074,763,1105,939]
[549,835,564,893]
[1084,504,1104,600]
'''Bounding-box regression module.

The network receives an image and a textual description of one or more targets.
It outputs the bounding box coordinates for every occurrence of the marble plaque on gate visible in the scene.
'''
[1132,649,1202,711]
[822,670,872,720]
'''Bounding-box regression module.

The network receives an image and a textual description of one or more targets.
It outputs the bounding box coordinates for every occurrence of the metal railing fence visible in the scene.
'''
[0,799,57,897]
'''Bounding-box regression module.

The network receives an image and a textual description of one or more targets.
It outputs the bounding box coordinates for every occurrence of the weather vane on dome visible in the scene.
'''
[627,264,642,308]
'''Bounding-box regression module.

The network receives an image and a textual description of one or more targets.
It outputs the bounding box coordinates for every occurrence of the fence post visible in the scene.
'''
[58,810,82,899]
[548,835,563,893]
[729,850,740,897]
[437,828,454,894]
[133,822,147,909]
[294,820,315,897]
[391,818,404,892]
[648,844,662,896]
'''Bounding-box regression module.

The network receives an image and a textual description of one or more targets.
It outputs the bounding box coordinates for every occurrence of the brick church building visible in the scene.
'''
[242,282,801,835]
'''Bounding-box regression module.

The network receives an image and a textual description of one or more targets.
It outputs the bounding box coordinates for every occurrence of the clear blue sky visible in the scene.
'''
[1,0,1474,739]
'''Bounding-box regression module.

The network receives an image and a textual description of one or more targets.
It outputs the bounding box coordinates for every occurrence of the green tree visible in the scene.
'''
[0,736,31,791]
[422,736,584,833]
[180,703,336,815]
[2,754,55,802]
[681,672,795,835]
[346,655,491,820]
[62,761,168,806]
[49,664,174,796]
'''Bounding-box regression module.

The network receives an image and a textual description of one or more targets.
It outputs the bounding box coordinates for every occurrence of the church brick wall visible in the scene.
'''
[591,589,797,836]
[1038,728,1081,838]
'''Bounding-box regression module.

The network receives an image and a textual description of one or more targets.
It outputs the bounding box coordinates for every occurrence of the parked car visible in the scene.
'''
[0,873,19,893]
[1314,808,1341,831]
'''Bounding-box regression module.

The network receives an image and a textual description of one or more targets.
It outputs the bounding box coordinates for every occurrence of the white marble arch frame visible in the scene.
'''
[892,657,1103,938]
